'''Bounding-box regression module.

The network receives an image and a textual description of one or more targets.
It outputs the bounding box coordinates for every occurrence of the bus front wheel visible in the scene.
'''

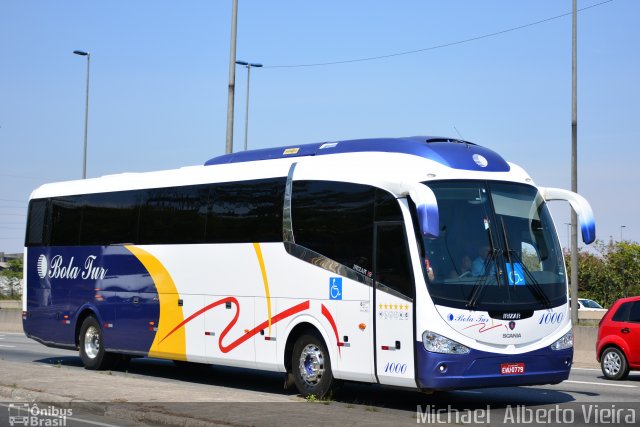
[292,333,338,399]
[79,316,114,370]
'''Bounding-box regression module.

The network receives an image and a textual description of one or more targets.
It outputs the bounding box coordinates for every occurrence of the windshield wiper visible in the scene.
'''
[500,218,551,308]
[467,226,501,310]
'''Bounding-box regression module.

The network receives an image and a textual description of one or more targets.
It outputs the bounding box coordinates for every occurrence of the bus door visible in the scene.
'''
[374,222,416,387]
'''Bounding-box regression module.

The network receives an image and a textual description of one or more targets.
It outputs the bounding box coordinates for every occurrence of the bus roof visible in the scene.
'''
[205,136,511,173]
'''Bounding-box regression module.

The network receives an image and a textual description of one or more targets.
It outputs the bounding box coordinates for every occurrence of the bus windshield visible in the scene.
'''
[420,180,566,311]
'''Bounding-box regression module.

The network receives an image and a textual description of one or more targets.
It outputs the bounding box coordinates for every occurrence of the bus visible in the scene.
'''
[23,136,595,397]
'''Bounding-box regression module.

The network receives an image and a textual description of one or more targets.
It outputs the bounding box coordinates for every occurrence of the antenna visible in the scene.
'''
[453,126,465,140]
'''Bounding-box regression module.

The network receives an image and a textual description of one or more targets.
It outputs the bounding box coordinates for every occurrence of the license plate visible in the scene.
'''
[501,363,525,375]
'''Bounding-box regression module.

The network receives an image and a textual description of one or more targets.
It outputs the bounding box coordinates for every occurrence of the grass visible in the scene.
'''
[304,393,334,405]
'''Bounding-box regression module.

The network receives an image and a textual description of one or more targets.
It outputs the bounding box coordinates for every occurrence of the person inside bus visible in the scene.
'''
[449,255,472,279]
[424,257,435,281]
[471,245,495,276]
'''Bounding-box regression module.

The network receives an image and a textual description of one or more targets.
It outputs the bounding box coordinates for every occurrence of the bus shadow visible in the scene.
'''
[330,383,577,412]
[35,356,84,368]
[134,358,298,395]
[32,355,580,411]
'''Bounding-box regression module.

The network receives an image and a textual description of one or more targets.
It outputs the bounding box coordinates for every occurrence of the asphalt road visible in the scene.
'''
[1,331,638,426]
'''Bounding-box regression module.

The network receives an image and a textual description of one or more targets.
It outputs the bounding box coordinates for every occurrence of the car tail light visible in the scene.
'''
[598,308,610,327]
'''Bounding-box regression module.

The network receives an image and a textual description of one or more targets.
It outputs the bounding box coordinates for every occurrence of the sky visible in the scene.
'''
[1,0,638,253]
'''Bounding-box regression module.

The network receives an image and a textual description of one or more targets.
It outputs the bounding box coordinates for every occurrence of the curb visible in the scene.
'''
[0,385,79,404]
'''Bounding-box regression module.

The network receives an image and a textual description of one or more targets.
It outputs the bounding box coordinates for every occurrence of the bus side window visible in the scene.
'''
[50,197,83,246]
[376,224,413,298]
[26,199,49,247]
[292,180,374,277]
[206,178,285,244]
[374,189,403,222]
[139,185,209,244]
[81,191,140,245]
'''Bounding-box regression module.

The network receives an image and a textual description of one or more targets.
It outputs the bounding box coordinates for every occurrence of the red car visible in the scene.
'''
[596,296,640,380]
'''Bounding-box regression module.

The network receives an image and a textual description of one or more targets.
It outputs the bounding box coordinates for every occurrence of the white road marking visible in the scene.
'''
[564,380,637,388]
[65,415,126,427]
[0,344,16,348]
[571,367,601,372]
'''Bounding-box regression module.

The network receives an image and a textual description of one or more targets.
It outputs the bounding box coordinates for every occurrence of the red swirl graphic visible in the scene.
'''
[321,304,342,355]
[462,322,503,333]
[160,297,310,353]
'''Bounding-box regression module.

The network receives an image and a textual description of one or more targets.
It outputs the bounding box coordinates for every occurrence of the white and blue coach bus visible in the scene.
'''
[23,137,595,397]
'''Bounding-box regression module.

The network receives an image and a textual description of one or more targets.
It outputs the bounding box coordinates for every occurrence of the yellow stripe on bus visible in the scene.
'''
[253,243,273,336]
[125,245,187,361]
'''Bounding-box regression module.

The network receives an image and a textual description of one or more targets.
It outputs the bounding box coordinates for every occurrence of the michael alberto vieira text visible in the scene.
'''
[416,404,637,424]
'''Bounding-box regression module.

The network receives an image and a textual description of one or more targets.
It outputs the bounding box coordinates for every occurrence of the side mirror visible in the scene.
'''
[408,184,439,239]
[538,187,596,244]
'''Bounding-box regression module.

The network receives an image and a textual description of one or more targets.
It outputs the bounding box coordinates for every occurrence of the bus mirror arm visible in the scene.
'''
[539,187,596,245]
[408,184,439,239]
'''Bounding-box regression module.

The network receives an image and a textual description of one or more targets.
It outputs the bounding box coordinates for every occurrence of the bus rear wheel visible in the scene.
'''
[79,316,114,370]
[292,333,337,399]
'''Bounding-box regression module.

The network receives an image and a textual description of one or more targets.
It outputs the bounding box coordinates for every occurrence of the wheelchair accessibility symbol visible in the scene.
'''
[330,277,342,300]
[506,262,525,286]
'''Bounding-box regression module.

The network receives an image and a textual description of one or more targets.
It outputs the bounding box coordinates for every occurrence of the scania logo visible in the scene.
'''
[509,321,516,331]
[472,154,488,168]
[37,254,48,279]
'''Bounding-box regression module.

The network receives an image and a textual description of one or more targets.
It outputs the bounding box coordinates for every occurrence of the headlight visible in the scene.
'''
[550,330,573,351]
[422,330,470,354]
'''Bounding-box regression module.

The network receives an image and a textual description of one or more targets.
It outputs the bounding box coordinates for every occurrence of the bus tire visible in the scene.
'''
[292,333,337,398]
[78,316,114,370]
[601,347,629,380]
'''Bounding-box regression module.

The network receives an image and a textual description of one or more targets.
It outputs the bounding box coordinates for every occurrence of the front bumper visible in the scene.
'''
[415,342,573,391]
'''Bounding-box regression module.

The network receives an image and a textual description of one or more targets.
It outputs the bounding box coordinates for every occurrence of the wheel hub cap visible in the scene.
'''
[84,326,100,359]
[603,351,621,376]
[298,344,325,386]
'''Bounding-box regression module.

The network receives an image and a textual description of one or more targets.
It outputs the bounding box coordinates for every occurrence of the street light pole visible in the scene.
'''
[73,50,90,179]
[570,0,579,325]
[235,61,263,151]
[225,0,239,154]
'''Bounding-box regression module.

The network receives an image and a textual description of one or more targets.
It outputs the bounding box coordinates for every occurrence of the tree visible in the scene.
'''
[0,258,23,299]
[606,241,640,301]
[566,240,640,308]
